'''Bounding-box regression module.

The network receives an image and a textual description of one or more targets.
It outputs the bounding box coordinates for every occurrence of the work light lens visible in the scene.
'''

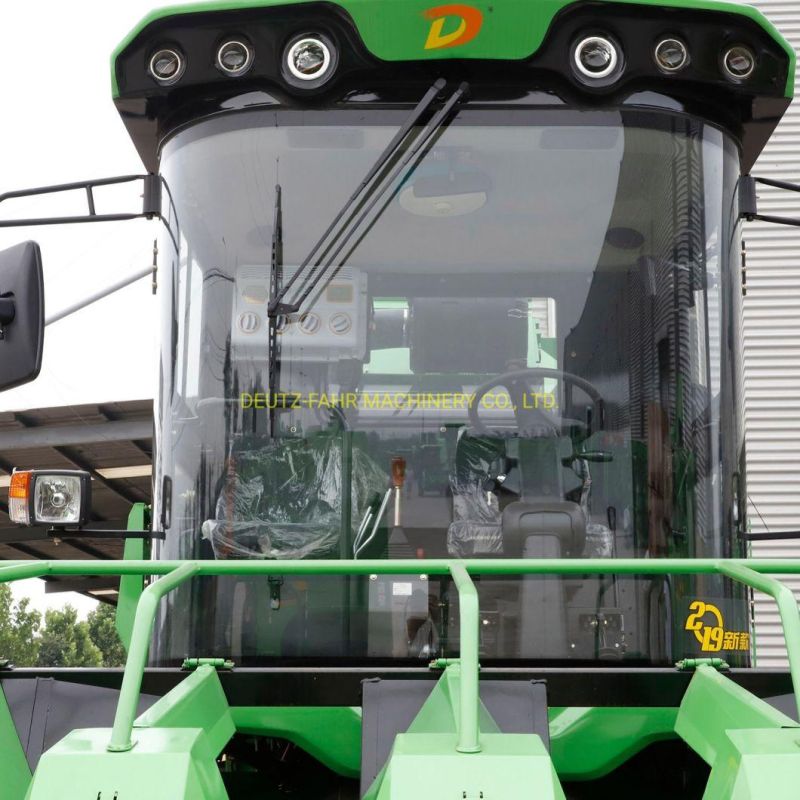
[217,40,253,76]
[724,46,756,80]
[149,48,185,85]
[655,38,689,72]
[287,37,331,80]
[574,36,619,80]
[34,475,83,525]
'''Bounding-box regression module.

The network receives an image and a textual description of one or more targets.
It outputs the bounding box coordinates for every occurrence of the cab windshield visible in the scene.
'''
[153,106,746,666]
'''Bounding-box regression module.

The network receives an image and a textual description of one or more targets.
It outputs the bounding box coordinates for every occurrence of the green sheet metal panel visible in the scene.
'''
[0,683,32,800]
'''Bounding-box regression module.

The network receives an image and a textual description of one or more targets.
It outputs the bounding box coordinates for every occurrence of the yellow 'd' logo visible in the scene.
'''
[423,4,484,50]
[685,600,750,652]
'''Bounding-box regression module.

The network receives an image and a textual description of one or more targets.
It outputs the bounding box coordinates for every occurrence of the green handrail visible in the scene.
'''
[3,558,800,578]
[107,561,200,752]
[718,563,800,721]
[2,557,800,753]
[450,563,481,753]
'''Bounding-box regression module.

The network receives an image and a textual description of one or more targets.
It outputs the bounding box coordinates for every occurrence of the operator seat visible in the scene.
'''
[447,427,588,658]
[502,499,585,658]
[503,432,586,659]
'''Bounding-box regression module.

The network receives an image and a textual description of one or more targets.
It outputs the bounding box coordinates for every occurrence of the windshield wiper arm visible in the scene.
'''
[311,82,470,298]
[267,79,469,318]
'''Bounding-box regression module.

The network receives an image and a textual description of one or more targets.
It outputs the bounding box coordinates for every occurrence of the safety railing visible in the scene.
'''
[2,558,800,754]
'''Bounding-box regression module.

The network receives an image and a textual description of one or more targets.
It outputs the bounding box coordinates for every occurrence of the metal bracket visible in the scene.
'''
[0,174,158,227]
[740,174,800,227]
[181,657,235,671]
[675,658,730,672]
[46,527,166,541]
[0,172,180,253]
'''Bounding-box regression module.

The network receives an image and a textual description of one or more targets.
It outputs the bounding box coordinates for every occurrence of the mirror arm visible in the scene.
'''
[0,173,164,227]
[740,174,800,227]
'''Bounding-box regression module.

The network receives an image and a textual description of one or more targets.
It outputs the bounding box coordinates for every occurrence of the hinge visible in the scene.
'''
[182,657,235,671]
[675,657,730,672]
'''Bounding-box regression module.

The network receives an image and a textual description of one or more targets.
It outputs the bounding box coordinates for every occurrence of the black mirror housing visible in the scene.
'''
[0,241,44,391]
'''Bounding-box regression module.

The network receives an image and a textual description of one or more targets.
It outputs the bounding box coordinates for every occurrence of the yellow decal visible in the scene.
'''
[423,4,484,51]
[240,390,558,411]
[684,600,750,652]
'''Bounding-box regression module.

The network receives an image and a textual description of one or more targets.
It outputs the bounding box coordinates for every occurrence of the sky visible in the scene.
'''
[0,1,197,616]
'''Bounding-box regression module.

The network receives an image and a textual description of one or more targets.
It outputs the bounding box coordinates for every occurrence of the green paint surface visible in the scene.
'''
[675,665,800,799]
[111,0,795,97]
[231,706,362,776]
[0,683,31,800]
[548,706,678,779]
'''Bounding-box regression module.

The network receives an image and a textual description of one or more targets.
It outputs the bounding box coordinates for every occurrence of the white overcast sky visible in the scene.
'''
[1,1,198,616]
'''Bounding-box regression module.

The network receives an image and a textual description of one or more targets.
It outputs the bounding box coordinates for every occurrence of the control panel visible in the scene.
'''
[232,265,368,362]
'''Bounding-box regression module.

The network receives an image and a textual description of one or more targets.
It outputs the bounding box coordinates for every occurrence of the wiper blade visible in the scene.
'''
[268,79,469,318]
[267,183,283,437]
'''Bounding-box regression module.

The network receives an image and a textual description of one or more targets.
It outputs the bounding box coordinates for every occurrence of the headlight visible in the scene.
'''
[149,47,185,85]
[8,469,91,527]
[282,33,338,88]
[723,45,756,81]
[216,39,254,76]
[573,35,622,82]
[654,38,690,73]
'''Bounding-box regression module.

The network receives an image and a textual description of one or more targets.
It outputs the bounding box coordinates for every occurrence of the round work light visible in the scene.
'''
[573,35,620,81]
[217,39,254,76]
[723,45,756,80]
[149,48,185,85]
[283,34,337,86]
[655,38,689,73]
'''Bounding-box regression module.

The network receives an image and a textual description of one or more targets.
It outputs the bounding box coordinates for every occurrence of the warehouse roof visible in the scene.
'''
[0,399,153,599]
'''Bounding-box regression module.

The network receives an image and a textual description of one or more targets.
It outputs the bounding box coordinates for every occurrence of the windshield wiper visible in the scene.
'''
[267,182,283,437]
[267,79,469,319]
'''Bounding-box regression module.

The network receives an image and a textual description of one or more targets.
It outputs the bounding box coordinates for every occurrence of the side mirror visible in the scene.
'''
[0,241,44,391]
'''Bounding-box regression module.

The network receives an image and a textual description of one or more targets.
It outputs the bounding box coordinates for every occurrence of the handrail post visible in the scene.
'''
[718,562,800,722]
[449,562,481,753]
[107,561,200,752]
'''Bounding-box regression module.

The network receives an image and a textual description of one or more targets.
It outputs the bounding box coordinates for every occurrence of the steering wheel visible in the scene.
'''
[468,367,604,436]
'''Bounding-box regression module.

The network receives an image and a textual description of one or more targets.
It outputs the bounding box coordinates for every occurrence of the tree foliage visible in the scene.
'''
[0,584,42,666]
[0,588,127,668]
[87,603,127,667]
[37,606,103,667]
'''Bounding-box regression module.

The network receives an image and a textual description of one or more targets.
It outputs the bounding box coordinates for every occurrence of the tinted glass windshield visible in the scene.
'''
[152,107,746,666]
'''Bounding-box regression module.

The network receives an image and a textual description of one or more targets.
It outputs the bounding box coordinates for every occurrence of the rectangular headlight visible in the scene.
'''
[8,469,91,527]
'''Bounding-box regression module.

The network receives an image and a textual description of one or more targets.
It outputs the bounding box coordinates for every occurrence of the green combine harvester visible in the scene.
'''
[3,0,800,796]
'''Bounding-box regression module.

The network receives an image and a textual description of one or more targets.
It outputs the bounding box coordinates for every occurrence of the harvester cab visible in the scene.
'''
[2,1,800,798]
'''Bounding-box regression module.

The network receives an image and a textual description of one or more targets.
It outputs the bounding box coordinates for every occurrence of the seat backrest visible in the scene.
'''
[502,500,586,557]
